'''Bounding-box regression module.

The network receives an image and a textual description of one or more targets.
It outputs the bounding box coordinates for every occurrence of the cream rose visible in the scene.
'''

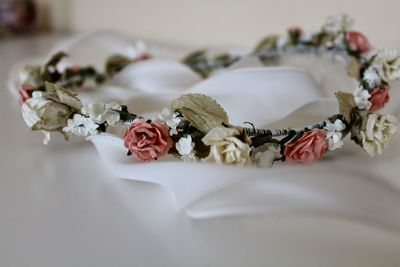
[372,49,400,82]
[202,127,250,166]
[360,113,397,156]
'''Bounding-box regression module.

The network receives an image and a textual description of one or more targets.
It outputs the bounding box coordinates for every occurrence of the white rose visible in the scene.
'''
[82,102,121,126]
[202,127,250,166]
[372,49,400,82]
[360,113,397,156]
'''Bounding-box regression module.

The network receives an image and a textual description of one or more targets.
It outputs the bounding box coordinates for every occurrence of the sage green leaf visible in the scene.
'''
[349,110,369,146]
[45,51,68,70]
[182,50,207,65]
[61,66,104,88]
[44,82,82,111]
[42,51,68,82]
[359,110,371,131]
[23,65,42,86]
[310,32,333,47]
[347,57,361,80]
[171,94,229,133]
[182,50,210,78]
[105,55,132,76]
[335,91,355,123]
[254,35,279,53]
[31,102,72,131]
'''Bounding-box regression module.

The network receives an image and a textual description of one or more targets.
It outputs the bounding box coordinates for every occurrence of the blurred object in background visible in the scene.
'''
[0,0,37,37]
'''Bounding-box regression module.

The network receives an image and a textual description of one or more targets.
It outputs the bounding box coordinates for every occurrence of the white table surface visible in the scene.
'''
[1,35,400,267]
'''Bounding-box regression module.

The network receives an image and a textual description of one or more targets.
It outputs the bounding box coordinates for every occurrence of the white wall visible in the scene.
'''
[60,0,399,48]
[36,0,69,31]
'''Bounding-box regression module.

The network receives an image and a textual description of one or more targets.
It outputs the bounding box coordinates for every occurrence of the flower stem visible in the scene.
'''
[241,121,327,137]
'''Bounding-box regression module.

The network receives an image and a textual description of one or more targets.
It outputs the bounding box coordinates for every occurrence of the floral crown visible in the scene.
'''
[18,15,399,167]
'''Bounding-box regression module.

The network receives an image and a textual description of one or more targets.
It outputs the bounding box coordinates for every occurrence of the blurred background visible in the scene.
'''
[1,0,399,48]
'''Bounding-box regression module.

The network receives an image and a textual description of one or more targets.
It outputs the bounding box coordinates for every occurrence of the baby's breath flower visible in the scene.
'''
[176,135,196,162]
[353,86,372,110]
[63,114,98,137]
[82,102,121,126]
[324,118,346,151]
[159,107,181,135]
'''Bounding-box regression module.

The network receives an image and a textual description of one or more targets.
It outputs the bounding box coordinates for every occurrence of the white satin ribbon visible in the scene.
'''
[88,65,327,209]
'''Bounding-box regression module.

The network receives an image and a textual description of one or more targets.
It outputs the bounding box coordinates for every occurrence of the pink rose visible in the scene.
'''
[18,83,34,105]
[284,129,328,164]
[369,86,390,112]
[68,65,81,72]
[345,31,370,54]
[123,119,173,162]
[132,53,152,64]
[289,26,303,36]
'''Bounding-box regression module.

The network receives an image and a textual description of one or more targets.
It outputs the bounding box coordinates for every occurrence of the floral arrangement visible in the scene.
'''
[18,15,399,167]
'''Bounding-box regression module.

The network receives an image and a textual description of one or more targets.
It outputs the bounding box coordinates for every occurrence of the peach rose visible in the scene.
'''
[18,83,34,105]
[69,65,81,72]
[369,86,390,112]
[345,31,370,54]
[124,119,173,161]
[284,129,328,164]
[132,53,152,63]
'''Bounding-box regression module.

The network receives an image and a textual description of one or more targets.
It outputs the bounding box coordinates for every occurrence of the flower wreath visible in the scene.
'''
[18,15,399,167]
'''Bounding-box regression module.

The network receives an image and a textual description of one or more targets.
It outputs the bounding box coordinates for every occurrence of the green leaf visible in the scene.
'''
[45,51,68,69]
[105,55,132,76]
[254,35,279,53]
[61,66,103,87]
[23,65,42,86]
[44,82,82,111]
[182,50,210,78]
[42,51,68,82]
[335,91,355,123]
[31,102,72,131]
[182,50,207,64]
[349,110,369,146]
[171,94,229,133]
